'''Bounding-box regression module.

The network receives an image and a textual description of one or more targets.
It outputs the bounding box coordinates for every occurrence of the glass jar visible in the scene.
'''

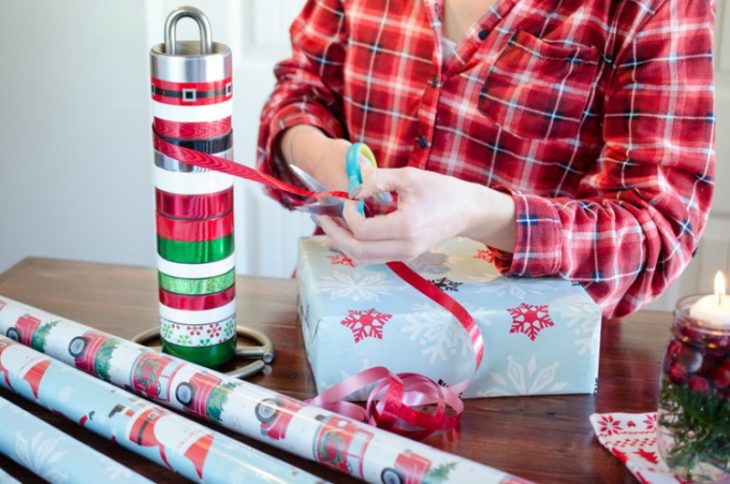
[657,295,730,481]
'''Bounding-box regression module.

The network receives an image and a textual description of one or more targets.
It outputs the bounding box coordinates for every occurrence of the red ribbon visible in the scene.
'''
[154,136,347,202]
[159,286,236,311]
[156,211,233,242]
[154,131,484,440]
[156,188,233,220]
[153,117,232,140]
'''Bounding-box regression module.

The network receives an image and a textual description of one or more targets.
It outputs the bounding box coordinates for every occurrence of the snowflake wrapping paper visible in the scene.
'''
[297,236,602,399]
[0,395,150,483]
[0,334,321,484]
[0,295,524,483]
[590,413,686,484]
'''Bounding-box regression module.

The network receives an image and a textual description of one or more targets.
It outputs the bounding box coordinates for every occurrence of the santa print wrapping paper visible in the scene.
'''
[0,395,150,483]
[297,237,602,399]
[590,412,690,484]
[0,296,525,483]
[0,335,320,484]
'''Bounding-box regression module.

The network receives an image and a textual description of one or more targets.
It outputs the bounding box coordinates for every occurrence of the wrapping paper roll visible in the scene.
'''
[0,395,150,483]
[150,7,236,367]
[0,331,322,484]
[0,468,19,484]
[0,296,522,483]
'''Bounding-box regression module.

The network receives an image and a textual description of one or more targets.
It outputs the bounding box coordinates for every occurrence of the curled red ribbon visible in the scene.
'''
[154,132,484,440]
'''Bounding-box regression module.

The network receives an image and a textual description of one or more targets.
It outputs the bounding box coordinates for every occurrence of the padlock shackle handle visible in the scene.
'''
[164,6,213,56]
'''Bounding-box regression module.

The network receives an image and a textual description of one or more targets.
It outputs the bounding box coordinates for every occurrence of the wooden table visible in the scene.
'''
[0,257,669,483]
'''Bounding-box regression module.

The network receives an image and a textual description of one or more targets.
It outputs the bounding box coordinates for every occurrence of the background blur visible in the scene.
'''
[0,0,728,311]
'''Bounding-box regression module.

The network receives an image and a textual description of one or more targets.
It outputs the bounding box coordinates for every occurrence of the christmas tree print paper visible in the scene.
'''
[297,236,602,399]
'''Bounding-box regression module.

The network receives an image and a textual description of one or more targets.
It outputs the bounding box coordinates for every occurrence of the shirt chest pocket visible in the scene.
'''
[478,30,600,140]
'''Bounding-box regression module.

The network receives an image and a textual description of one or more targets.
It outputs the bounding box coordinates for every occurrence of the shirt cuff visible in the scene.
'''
[492,190,562,277]
[259,102,346,208]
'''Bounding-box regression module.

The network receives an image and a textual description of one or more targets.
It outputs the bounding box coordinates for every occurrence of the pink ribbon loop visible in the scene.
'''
[308,366,465,440]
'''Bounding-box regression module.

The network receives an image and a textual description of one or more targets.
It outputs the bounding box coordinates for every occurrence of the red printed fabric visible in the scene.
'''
[256,0,716,318]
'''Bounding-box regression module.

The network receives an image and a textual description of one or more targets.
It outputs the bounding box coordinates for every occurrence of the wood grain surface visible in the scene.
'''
[0,257,671,483]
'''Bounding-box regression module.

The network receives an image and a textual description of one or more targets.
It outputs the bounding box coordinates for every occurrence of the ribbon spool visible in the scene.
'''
[150,7,238,368]
[131,326,274,379]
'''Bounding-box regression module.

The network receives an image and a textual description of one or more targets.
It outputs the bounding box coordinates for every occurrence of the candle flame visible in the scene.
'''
[715,271,726,305]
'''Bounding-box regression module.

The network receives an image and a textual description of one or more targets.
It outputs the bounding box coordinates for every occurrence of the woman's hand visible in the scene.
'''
[280,125,351,191]
[315,165,517,265]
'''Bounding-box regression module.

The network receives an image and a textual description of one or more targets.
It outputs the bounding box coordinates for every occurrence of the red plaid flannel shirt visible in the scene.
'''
[257,0,716,318]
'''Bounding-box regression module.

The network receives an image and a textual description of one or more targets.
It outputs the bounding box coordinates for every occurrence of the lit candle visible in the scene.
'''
[689,271,730,327]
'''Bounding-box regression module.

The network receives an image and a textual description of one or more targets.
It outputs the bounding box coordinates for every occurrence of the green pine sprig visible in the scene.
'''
[658,377,730,480]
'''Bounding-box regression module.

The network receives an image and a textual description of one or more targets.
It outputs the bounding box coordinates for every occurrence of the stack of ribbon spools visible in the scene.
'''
[150,8,236,367]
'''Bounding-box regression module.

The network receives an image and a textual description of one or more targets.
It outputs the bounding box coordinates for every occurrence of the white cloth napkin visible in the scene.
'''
[590,412,686,483]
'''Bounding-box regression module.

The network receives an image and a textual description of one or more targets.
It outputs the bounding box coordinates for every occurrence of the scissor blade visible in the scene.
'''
[289,164,327,192]
[289,164,344,208]
[296,202,344,217]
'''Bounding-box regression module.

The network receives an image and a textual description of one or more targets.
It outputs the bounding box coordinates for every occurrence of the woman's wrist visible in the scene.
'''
[280,125,328,167]
[461,182,517,253]
[279,124,351,191]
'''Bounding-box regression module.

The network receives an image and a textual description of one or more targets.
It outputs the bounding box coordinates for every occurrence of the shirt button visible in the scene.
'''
[430,75,439,88]
[478,28,489,41]
[416,135,428,149]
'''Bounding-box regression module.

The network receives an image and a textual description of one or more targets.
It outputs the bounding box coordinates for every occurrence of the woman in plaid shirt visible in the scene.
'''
[257,0,716,318]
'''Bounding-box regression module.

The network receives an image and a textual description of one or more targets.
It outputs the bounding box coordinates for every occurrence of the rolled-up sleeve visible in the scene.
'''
[495,0,716,318]
[256,0,349,207]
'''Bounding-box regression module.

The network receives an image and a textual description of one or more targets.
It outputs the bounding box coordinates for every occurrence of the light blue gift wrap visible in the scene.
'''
[297,236,602,399]
[0,395,150,483]
[0,466,19,484]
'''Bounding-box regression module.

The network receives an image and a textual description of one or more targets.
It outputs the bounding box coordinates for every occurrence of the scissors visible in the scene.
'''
[290,142,392,217]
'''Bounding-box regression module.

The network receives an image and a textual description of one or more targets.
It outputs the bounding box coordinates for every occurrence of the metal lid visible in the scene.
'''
[150,6,231,83]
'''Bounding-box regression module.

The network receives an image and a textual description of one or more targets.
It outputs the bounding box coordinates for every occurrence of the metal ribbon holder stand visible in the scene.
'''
[145,6,271,377]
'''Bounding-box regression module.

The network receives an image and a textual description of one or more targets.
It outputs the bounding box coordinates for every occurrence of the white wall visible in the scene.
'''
[0,0,154,272]
[0,0,728,312]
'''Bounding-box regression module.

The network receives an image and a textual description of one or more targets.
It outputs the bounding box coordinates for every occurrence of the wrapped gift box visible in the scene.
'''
[297,236,602,399]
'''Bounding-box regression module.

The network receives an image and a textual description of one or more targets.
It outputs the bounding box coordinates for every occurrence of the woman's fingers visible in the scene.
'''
[316,213,424,264]
[342,201,412,241]
[355,166,415,200]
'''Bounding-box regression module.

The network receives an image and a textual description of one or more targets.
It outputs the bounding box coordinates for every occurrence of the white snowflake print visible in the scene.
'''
[315,271,397,302]
[473,278,558,299]
[401,303,471,364]
[478,355,568,397]
[409,251,450,274]
[506,303,555,341]
[14,432,69,482]
[550,295,600,356]
[339,309,392,343]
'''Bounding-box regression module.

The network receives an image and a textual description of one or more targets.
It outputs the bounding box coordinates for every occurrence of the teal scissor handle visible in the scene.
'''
[346,142,377,215]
